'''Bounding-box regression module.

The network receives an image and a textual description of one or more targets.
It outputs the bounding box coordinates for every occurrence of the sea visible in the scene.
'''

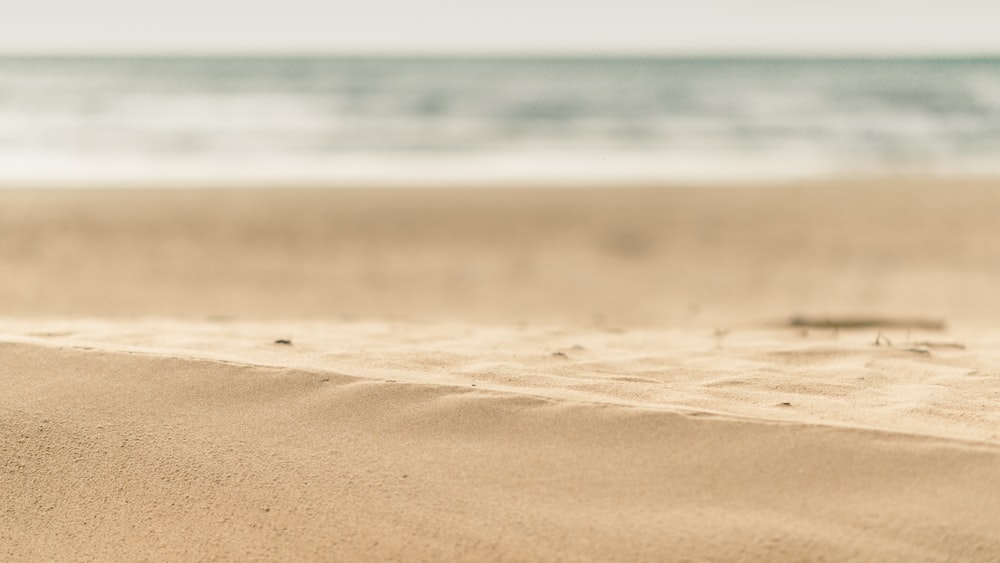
[1,56,999,187]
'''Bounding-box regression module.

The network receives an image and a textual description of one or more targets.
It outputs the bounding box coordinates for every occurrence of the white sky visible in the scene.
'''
[3,0,1000,55]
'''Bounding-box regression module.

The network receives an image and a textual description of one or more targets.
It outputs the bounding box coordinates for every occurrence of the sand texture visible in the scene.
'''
[3,182,1000,561]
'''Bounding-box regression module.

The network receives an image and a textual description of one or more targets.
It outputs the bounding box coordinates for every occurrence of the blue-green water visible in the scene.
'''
[1,57,999,185]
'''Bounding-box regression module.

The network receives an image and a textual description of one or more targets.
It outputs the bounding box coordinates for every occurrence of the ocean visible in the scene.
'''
[1,56,999,186]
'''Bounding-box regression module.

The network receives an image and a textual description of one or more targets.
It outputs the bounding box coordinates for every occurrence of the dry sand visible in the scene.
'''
[3,181,1000,561]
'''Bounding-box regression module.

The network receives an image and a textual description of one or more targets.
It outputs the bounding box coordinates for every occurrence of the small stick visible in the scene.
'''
[910,341,965,350]
[790,315,945,331]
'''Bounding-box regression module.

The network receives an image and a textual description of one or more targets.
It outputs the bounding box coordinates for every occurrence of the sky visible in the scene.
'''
[3,0,1000,55]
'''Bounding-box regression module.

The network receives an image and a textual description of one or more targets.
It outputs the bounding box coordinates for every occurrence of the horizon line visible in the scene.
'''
[2,50,1000,60]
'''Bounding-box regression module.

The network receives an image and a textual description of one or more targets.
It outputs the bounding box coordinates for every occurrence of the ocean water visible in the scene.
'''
[1,56,999,186]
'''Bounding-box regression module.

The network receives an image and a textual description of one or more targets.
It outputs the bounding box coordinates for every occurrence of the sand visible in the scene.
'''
[3,181,1000,561]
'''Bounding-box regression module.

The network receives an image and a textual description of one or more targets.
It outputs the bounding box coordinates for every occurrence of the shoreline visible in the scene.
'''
[4,170,1000,192]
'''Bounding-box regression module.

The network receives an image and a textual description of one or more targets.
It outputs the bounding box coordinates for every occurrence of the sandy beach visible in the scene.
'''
[3,181,1000,560]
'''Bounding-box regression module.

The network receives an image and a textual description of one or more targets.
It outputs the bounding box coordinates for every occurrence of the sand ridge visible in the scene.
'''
[3,319,999,445]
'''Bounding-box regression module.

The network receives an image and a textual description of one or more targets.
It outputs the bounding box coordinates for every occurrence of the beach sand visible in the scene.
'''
[3,181,1000,560]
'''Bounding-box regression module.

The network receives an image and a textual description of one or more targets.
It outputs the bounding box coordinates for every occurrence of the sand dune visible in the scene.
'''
[4,338,999,561]
[3,183,1000,560]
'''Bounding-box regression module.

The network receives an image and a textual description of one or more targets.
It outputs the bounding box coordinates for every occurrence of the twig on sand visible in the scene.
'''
[789,315,945,331]
[909,341,965,350]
